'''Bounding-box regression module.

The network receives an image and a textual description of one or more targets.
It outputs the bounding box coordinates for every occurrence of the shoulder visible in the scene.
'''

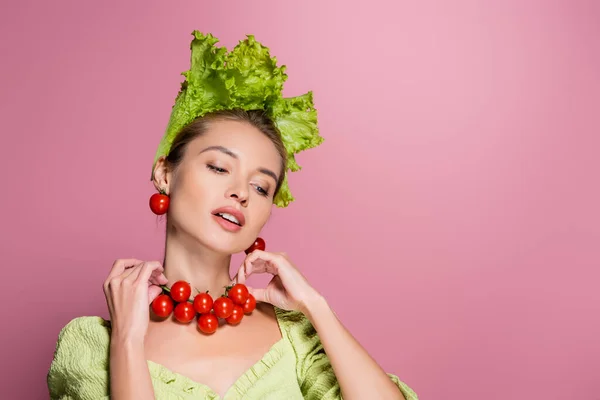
[58,315,111,335]
[275,307,322,353]
[275,308,343,397]
[53,316,111,354]
[275,307,316,336]
[47,316,111,399]
[275,308,420,400]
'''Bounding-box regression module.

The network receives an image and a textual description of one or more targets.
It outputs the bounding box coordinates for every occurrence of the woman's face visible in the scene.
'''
[158,119,282,254]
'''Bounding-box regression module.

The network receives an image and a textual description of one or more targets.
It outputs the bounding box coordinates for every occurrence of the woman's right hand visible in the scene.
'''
[103,259,168,342]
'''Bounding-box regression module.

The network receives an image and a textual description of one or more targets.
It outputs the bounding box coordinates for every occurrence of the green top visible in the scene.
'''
[47,307,418,399]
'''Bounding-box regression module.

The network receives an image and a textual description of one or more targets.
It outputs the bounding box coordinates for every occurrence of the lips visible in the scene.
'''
[211,206,246,227]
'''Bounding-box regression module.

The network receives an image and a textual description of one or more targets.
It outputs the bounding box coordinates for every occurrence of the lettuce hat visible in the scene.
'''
[152,31,324,207]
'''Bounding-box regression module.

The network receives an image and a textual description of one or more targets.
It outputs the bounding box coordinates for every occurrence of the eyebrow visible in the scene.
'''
[199,145,280,183]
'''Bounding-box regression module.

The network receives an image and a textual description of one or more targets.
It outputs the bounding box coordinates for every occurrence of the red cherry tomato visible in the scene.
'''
[213,297,234,319]
[170,281,191,303]
[243,293,257,314]
[149,193,169,215]
[193,292,214,314]
[151,294,174,318]
[173,302,195,323]
[226,305,244,325]
[197,313,218,334]
[228,284,249,305]
[245,237,265,254]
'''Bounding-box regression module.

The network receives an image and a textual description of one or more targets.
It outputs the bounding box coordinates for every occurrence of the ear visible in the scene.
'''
[152,156,171,195]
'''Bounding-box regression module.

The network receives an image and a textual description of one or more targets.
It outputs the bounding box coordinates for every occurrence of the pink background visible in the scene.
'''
[1,1,599,399]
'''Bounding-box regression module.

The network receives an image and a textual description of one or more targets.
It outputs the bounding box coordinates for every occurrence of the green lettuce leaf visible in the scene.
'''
[270,92,324,207]
[274,174,295,208]
[270,92,322,155]
[153,31,230,172]
[225,35,287,110]
[153,31,324,208]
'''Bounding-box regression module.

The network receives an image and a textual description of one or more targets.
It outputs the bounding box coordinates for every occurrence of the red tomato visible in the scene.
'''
[193,292,214,314]
[228,284,249,305]
[226,305,244,325]
[151,294,174,318]
[170,281,191,303]
[243,293,257,314]
[244,237,266,254]
[197,313,218,334]
[173,302,195,323]
[149,193,169,215]
[213,297,234,319]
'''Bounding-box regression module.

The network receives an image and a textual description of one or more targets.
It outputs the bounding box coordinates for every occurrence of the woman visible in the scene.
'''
[47,31,418,400]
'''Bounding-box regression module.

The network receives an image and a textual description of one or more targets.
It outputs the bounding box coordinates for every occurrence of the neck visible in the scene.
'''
[162,227,233,298]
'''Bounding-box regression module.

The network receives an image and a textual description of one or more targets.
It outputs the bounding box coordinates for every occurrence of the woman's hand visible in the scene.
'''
[233,250,323,314]
[103,259,168,341]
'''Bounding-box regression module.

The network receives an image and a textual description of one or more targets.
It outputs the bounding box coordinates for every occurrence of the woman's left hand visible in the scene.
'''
[232,250,323,314]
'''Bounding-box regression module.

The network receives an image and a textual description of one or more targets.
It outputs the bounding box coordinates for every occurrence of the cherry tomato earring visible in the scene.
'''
[149,189,170,215]
[245,237,266,254]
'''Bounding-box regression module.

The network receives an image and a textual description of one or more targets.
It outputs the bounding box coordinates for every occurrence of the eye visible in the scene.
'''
[253,184,270,197]
[207,164,228,174]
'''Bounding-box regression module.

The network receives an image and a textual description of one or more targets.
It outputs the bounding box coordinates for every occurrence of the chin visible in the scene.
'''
[201,236,245,255]
[170,211,255,255]
[197,220,252,255]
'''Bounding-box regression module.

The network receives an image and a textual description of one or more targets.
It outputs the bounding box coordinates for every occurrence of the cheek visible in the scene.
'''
[179,166,221,199]
[171,170,209,213]
[249,204,271,231]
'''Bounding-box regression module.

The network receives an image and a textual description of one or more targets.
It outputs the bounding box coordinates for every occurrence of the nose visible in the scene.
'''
[226,182,249,206]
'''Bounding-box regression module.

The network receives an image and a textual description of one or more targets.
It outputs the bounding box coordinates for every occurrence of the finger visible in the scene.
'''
[248,287,269,303]
[148,284,163,304]
[121,264,143,281]
[243,258,275,280]
[233,263,247,285]
[110,263,144,286]
[246,249,280,265]
[134,261,164,285]
[106,258,144,280]
[103,285,115,319]
[149,268,168,286]
[149,273,168,286]
[245,251,281,276]
[243,258,263,280]
[236,251,273,283]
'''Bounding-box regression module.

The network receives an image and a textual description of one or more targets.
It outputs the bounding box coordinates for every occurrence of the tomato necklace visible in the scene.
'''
[152,238,265,334]
[150,238,265,334]
[151,281,257,334]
